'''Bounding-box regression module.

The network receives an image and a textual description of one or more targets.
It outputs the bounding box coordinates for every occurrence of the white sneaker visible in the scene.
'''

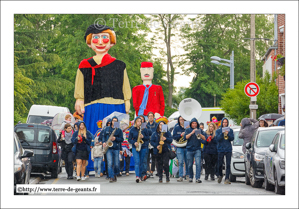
[77,176,81,181]
[95,174,98,178]
[81,176,86,181]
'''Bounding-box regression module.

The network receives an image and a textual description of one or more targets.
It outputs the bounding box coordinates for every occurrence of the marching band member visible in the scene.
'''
[128,117,150,183]
[99,119,111,179]
[146,112,157,177]
[173,116,189,182]
[103,116,124,183]
[214,117,234,184]
[203,122,218,181]
[184,118,207,183]
[150,119,172,183]
[139,115,150,180]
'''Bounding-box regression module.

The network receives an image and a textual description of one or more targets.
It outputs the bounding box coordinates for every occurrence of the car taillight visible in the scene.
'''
[28,125,34,127]
[52,142,57,154]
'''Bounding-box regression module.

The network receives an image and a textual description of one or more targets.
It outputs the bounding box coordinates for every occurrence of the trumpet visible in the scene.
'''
[224,132,228,140]
[196,133,202,140]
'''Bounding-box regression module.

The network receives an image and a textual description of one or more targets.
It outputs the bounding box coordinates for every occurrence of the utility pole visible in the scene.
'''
[214,94,216,107]
[250,14,256,119]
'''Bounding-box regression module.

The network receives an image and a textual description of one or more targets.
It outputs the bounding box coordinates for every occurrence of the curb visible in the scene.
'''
[29,177,41,184]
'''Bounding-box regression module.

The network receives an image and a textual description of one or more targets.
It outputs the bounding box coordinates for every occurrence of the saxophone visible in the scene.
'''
[158,132,165,154]
[103,128,117,154]
[136,128,144,152]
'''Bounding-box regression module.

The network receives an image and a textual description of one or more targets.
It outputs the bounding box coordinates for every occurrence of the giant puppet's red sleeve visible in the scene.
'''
[132,85,141,115]
[157,85,165,116]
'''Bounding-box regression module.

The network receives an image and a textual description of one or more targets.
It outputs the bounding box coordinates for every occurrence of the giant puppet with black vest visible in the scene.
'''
[74,24,132,172]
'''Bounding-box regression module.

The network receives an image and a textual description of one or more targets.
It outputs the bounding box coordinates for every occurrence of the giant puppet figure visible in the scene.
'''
[74,24,132,135]
[132,62,165,118]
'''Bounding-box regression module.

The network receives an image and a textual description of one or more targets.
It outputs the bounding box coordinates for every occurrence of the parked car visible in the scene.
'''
[26,104,70,124]
[244,126,285,188]
[263,130,285,194]
[14,123,62,178]
[229,128,245,182]
[14,132,34,195]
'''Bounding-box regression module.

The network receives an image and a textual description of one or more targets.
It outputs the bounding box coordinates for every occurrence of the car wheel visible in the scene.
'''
[274,169,284,195]
[51,164,59,179]
[229,172,236,182]
[249,165,263,188]
[264,171,274,191]
[245,165,251,185]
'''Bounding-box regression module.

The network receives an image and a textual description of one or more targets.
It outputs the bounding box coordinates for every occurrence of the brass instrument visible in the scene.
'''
[196,133,202,140]
[172,134,187,147]
[224,132,228,140]
[136,128,144,152]
[103,128,117,154]
[158,132,165,154]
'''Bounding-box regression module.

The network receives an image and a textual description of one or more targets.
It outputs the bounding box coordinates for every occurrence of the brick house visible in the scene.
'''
[262,14,285,115]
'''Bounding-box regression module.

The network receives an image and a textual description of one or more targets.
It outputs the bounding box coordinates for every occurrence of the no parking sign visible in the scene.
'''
[244,82,260,97]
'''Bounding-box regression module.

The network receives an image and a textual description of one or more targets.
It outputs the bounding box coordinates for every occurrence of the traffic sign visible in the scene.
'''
[244,82,260,97]
[249,105,258,109]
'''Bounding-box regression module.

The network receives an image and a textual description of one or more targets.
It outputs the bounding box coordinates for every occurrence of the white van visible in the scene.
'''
[168,108,236,130]
[26,105,70,124]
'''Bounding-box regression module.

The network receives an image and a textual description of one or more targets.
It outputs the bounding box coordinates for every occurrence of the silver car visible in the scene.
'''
[263,130,285,194]
[229,128,245,182]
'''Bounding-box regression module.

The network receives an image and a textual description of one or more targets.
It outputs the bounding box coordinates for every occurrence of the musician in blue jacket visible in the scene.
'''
[103,116,124,182]
[128,117,150,183]
[173,115,189,182]
[150,121,172,183]
[145,111,157,177]
[214,117,234,184]
[184,118,207,183]
[138,115,150,181]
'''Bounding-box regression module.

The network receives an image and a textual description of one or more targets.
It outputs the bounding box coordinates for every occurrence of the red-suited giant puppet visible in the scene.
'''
[132,62,165,118]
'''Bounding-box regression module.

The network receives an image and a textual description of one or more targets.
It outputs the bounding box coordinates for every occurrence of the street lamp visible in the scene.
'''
[210,51,234,89]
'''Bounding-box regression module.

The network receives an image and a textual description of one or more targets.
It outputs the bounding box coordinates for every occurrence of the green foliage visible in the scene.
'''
[220,72,278,124]
[164,105,178,118]
[180,14,274,107]
[14,14,167,124]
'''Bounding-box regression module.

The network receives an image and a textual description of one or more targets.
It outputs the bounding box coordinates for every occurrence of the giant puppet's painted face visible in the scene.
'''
[88,32,114,55]
[140,67,154,82]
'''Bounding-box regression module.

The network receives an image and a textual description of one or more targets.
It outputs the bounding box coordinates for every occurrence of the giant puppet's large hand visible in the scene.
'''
[75,99,85,115]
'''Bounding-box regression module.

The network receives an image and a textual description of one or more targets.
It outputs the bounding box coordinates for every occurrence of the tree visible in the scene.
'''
[220,72,278,124]
[180,14,274,107]
[14,14,73,124]
[151,14,185,108]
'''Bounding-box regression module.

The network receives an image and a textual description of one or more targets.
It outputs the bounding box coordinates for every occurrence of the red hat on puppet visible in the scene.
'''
[141,62,153,68]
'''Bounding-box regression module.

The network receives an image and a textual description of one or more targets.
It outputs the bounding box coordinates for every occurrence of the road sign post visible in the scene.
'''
[244,82,260,119]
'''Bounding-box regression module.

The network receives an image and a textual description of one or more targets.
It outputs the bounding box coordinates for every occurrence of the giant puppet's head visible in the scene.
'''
[84,24,116,55]
[140,62,154,84]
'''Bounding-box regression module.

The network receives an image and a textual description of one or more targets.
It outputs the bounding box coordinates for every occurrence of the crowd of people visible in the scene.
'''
[57,110,284,184]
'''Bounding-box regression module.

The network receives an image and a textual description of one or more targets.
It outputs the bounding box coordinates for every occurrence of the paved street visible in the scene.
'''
[30,167,276,195]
